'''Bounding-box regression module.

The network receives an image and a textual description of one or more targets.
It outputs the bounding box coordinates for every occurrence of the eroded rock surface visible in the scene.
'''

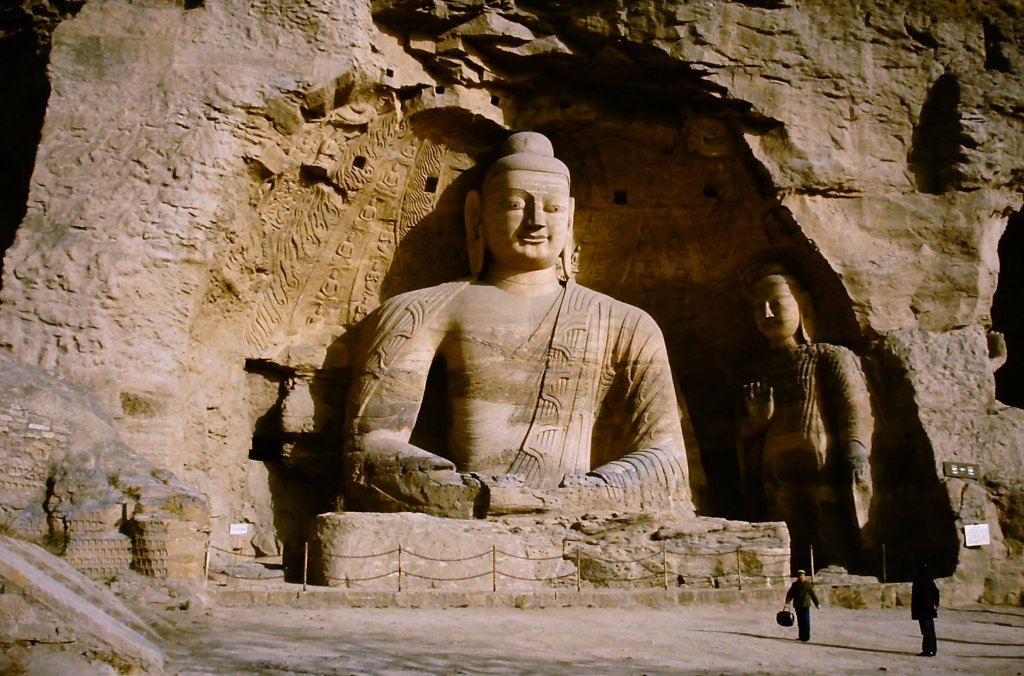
[0,0,1020,605]
[0,353,210,581]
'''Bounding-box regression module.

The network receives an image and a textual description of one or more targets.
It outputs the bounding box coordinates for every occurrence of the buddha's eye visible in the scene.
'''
[507,197,526,210]
[545,203,564,213]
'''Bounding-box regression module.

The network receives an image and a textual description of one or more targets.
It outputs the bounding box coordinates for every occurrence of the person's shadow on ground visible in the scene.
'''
[694,629,924,657]
[696,629,1024,660]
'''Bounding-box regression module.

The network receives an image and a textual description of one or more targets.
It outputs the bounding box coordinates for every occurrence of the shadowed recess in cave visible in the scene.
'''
[993,209,1024,408]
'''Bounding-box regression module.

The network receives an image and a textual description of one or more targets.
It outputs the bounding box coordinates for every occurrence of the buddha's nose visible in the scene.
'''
[528,199,545,226]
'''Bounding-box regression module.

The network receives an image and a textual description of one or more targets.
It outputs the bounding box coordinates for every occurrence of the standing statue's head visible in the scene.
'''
[747,262,815,348]
[464,131,575,280]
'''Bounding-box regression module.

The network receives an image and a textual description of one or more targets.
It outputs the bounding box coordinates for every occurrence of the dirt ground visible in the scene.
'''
[154,601,1024,675]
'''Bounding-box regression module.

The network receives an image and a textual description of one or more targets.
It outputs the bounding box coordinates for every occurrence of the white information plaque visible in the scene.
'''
[229,522,251,536]
[964,523,990,547]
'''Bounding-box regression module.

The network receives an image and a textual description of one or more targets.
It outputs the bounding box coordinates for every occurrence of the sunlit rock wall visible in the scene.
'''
[1,0,1021,599]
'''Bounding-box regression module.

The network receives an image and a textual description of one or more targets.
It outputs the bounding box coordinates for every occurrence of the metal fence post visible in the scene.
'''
[736,548,742,591]
[575,549,581,592]
[397,544,403,592]
[230,534,239,584]
[492,545,497,592]
[663,542,669,590]
[302,541,309,592]
[203,541,210,589]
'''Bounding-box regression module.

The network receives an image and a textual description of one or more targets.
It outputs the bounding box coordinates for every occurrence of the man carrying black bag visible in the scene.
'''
[911,563,940,656]
[785,570,820,641]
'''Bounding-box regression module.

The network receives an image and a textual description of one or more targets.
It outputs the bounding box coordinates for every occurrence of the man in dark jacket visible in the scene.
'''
[911,564,940,656]
[785,569,820,641]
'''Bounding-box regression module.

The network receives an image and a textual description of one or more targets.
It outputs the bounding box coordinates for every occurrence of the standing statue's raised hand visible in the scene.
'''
[743,381,775,424]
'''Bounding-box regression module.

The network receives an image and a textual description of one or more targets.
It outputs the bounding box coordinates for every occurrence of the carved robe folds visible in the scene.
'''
[739,343,873,567]
[345,280,692,517]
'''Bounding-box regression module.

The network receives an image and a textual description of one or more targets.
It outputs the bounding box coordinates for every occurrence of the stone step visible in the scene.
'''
[209,580,911,610]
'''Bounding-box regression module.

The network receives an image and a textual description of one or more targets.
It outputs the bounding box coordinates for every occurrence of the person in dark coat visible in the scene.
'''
[784,569,820,641]
[911,564,940,656]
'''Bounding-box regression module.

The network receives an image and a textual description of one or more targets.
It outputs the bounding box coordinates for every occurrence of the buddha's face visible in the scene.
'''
[481,169,571,271]
[751,275,802,347]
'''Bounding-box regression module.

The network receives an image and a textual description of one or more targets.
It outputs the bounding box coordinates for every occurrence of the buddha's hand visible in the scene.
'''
[742,381,774,427]
[346,433,483,516]
[477,473,528,487]
[845,441,871,487]
[587,461,642,489]
[395,446,458,476]
[353,434,463,502]
[559,471,607,488]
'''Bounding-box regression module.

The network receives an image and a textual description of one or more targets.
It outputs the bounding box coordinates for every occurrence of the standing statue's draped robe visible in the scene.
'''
[346,280,691,506]
[737,343,873,566]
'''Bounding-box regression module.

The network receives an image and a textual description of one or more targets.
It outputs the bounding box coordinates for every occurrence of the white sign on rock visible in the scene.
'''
[964,523,990,547]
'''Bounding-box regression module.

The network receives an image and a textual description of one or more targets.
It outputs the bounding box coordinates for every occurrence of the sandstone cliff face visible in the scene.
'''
[0,353,210,580]
[0,0,1021,601]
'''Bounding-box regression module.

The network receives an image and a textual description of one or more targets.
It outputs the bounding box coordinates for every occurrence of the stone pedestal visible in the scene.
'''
[310,512,573,591]
[310,511,790,592]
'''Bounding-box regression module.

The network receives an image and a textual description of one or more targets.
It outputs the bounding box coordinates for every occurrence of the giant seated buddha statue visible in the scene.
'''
[342,131,694,518]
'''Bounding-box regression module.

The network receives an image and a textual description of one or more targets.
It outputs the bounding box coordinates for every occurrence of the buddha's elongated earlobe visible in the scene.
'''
[464,190,484,278]
[559,198,576,282]
[796,286,815,343]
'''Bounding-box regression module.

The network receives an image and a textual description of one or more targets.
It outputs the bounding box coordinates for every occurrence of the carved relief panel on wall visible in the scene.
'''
[246,106,489,364]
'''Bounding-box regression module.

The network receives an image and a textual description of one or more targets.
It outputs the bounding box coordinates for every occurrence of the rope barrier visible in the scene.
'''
[331,548,401,560]
[324,569,400,583]
[402,570,493,582]
[402,548,490,562]
[586,571,662,583]
[661,546,789,559]
[495,549,565,562]
[497,570,577,582]
[210,544,260,557]
[573,549,662,564]
[219,571,287,581]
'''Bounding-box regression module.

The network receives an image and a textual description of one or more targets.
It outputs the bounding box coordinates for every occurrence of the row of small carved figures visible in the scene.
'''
[209,543,788,586]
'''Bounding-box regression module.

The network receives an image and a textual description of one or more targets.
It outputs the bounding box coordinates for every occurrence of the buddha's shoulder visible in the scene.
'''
[379,280,472,310]
[566,283,656,320]
[803,342,858,361]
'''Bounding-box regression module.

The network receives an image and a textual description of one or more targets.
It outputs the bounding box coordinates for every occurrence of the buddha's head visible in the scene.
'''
[465,132,575,279]
[747,263,814,348]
